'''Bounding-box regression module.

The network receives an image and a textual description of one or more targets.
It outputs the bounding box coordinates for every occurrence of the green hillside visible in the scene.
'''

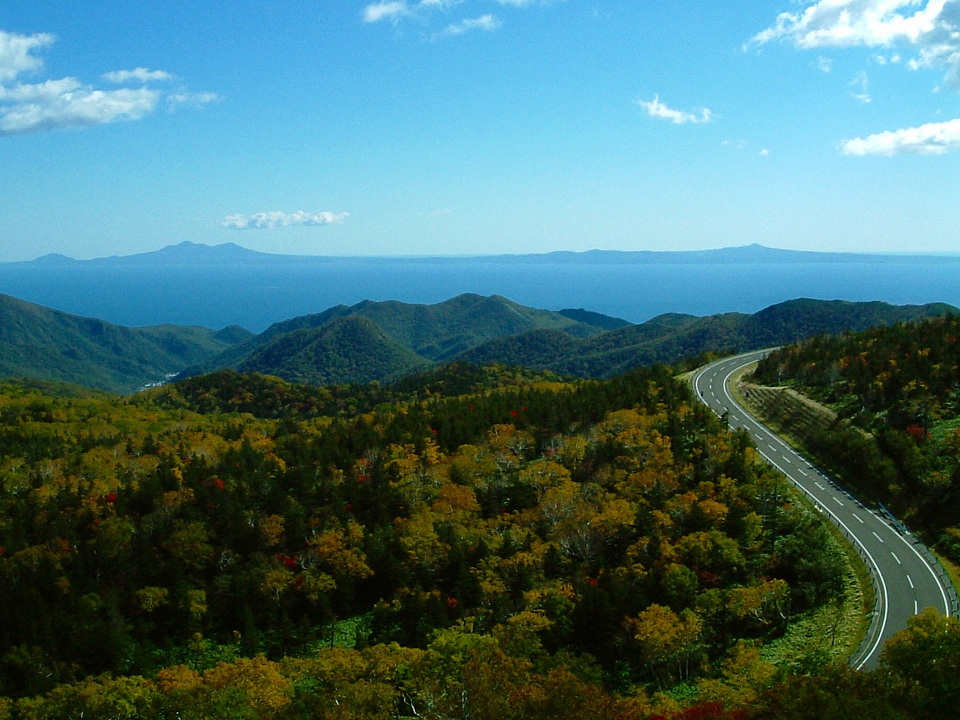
[183,294,609,383]
[6,291,953,393]
[751,312,960,560]
[0,293,252,393]
[459,299,957,378]
[235,315,429,386]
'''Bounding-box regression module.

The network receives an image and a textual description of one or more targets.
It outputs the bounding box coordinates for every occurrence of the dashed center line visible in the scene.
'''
[907,575,914,589]
[797,469,808,477]
[815,482,825,490]
[832,497,844,507]
[891,552,902,565]
[872,531,885,543]
[852,513,864,524]
[915,600,920,615]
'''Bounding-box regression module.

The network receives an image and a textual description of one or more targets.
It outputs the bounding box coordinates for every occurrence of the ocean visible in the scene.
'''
[0,258,958,332]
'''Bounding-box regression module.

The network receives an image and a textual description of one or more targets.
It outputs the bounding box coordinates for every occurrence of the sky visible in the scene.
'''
[1,0,959,260]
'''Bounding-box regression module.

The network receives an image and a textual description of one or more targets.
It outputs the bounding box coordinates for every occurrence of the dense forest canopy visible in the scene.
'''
[752,314,960,563]
[0,361,876,718]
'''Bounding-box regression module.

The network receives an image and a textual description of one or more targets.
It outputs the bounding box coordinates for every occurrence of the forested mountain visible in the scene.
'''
[233,315,428,386]
[752,313,960,563]
[0,293,252,393]
[2,289,950,394]
[185,297,956,388]
[459,299,956,378]
[181,294,608,381]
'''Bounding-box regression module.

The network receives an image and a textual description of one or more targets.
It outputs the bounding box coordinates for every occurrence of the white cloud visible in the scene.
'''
[760,148,770,156]
[842,117,960,154]
[364,0,562,34]
[0,29,217,136]
[167,91,222,109]
[818,55,833,72]
[434,14,503,38]
[102,67,173,84]
[636,95,713,124]
[849,70,872,101]
[750,0,960,89]
[363,2,410,23]
[0,30,54,83]
[0,84,161,135]
[220,211,350,230]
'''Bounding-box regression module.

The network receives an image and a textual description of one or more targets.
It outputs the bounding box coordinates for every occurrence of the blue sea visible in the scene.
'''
[0,258,958,332]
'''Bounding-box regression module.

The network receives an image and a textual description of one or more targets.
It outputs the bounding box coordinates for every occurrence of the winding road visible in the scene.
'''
[692,350,955,670]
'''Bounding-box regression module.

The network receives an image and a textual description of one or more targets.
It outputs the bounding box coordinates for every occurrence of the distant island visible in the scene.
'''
[18,240,960,266]
[1,241,958,332]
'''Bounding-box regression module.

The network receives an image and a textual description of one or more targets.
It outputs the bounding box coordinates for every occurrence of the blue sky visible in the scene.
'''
[1,1,958,260]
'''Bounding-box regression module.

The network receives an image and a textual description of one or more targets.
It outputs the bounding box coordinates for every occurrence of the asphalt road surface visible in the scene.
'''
[692,350,954,670]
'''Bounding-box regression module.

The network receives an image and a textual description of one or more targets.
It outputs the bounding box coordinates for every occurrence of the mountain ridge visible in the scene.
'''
[0,293,253,393]
[13,241,960,267]
[184,295,958,386]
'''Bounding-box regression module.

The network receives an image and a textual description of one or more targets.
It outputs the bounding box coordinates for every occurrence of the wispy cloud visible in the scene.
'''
[636,95,713,125]
[842,118,960,155]
[492,0,567,5]
[102,68,174,84]
[220,211,350,230]
[0,29,217,136]
[167,91,222,109]
[433,14,503,39]
[849,70,872,102]
[362,1,411,23]
[749,0,960,90]
[363,0,561,35]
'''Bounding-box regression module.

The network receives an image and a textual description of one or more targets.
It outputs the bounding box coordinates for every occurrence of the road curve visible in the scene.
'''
[692,351,954,670]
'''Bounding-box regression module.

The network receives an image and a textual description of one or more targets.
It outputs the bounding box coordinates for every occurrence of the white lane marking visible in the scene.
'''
[852,513,864,524]
[915,600,919,615]
[872,531,885,543]
[711,353,891,668]
[891,552,901,565]
[907,575,914,589]
[750,444,890,671]
[832,497,844,507]
[815,482,825,490]
[797,468,809,477]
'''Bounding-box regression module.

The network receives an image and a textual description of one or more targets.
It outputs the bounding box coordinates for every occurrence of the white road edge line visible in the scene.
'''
[704,354,891,670]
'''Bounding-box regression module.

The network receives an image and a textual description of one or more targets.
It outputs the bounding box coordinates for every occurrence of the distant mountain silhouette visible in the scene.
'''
[18,241,956,267]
